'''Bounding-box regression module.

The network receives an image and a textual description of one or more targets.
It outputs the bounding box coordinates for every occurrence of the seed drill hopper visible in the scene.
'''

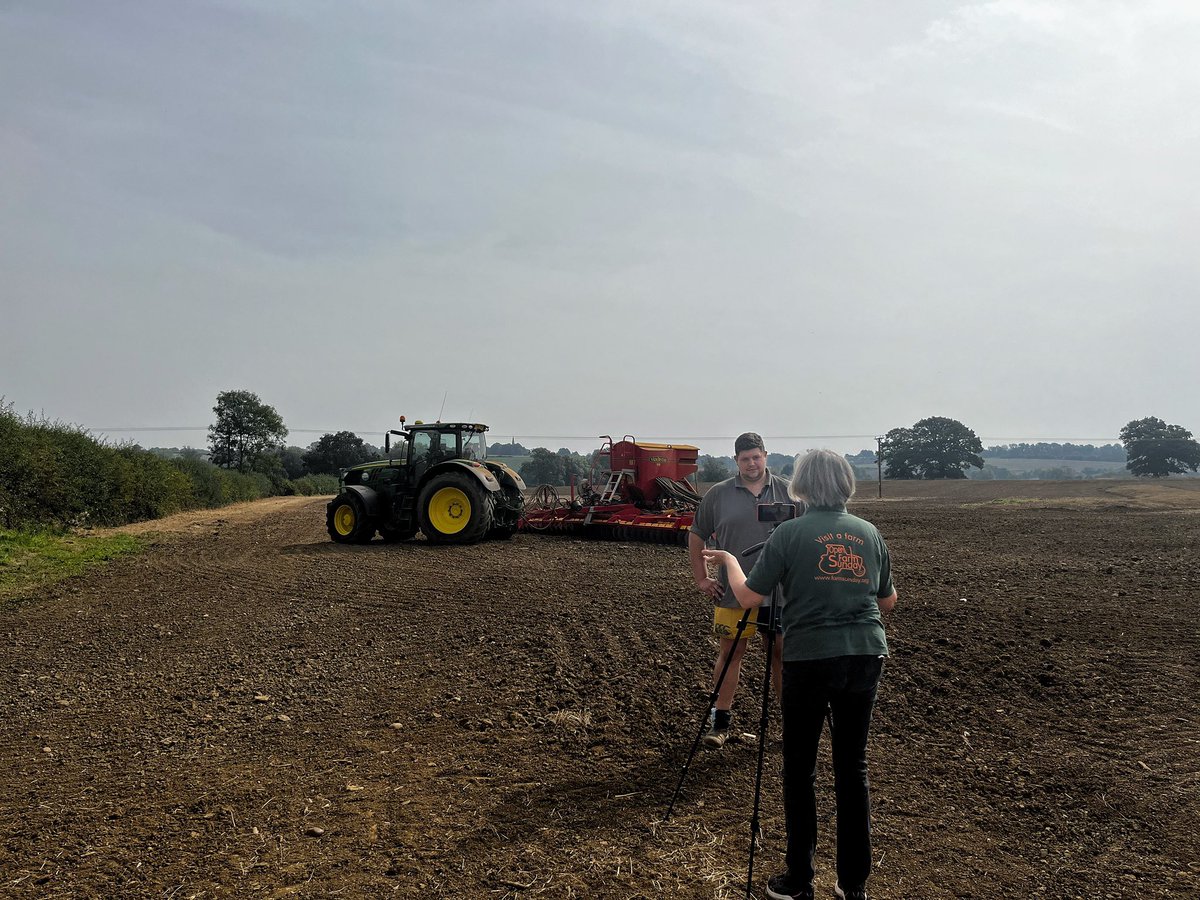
[521,435,702,544]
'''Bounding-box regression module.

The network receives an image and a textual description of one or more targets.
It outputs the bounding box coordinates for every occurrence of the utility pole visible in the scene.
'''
[875,435,885,499]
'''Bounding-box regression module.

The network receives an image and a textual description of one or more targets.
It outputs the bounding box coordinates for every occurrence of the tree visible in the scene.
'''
[276,446,308,479]
[1119,417,1200,477]
[881,416,984,479]
[208,390,287,473]
[560,450,590,483]
[766,452,793,472]
[520,447,566,485]
[845,449,877,466]
[698,456,731,483]
[250,450,292,490]
[303,431,378,475]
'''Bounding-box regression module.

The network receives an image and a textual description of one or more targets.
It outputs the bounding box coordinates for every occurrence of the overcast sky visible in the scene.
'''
[3,1,1198,457]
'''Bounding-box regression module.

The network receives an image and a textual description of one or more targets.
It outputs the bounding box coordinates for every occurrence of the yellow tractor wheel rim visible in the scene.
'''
[428,487,471,534]
[334,503,356,536]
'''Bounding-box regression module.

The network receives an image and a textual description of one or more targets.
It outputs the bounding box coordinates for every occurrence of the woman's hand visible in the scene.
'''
[702,549,764,609]
[702,549,735,569]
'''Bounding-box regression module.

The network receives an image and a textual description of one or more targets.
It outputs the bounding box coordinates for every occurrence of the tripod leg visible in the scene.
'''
[746,613,776,899]
[664,607,754,822]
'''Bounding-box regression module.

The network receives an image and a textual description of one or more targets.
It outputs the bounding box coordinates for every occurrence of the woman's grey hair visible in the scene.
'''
[789,449,856,508]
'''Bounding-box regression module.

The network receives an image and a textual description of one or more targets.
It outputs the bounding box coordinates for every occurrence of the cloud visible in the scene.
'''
[3,1,1200,447]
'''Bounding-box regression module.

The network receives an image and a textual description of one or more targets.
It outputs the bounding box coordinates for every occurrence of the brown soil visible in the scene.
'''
[2,482,1198,898]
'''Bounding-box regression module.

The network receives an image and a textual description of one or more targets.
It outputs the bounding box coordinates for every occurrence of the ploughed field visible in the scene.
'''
[2,481,1198,899]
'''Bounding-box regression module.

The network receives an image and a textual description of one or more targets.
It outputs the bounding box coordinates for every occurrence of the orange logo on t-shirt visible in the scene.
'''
[818,544,867,578]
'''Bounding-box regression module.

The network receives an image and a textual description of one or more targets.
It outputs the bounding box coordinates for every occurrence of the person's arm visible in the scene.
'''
[688,532,723,599]
[876,531,897,613]
[701,549,767,609]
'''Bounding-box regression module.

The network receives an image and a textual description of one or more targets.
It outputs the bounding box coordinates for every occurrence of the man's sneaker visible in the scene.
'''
[701,723,729,748]
[765,872,813,899]
[834,885,867,900]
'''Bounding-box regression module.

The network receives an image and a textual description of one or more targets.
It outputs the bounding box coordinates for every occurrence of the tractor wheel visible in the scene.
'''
[379,524,417,543]
[418,471,494,544]
[327,492,374,544]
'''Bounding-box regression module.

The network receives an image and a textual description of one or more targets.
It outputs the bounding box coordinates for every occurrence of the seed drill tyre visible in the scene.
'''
[327,492,375,544]
[418,471,494,544]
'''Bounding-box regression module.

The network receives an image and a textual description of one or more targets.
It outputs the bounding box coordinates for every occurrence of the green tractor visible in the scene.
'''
[325,420,525,545]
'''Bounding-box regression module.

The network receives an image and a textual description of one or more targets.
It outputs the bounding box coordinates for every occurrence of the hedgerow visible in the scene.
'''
[291,474,340,496]
[0,402,325,529]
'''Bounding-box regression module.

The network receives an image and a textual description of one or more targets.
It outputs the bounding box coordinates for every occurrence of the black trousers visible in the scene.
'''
[780,655,884,890]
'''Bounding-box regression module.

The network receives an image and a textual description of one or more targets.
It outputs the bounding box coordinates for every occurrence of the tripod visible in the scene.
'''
[746,598,779,898]
[664,603,757,821]
[665,543,779,900]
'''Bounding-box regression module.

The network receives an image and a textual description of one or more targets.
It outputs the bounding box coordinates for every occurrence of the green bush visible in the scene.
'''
[0,401,301,529]
[291,474,340,496]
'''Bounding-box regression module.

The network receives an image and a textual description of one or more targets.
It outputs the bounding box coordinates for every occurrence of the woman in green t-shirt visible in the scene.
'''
[704,449,898,900]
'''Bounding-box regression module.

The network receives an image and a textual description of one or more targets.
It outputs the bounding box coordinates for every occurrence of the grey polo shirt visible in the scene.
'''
[690,471,795,609]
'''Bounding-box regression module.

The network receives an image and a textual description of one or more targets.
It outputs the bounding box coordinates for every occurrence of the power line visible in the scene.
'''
[88,426,1128,443]
[84,427,1142,448]
[91,426,377,435]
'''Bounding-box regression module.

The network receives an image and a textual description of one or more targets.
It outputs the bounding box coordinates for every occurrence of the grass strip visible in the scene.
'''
[0,528,144,605]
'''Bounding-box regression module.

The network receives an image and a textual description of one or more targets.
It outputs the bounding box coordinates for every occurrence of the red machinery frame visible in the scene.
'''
[520,435,701,543]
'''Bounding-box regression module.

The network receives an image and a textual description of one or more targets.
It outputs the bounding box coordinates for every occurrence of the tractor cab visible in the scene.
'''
[388,422,488,477]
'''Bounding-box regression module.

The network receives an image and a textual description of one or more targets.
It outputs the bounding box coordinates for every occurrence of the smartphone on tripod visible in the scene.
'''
[756,501,797,525]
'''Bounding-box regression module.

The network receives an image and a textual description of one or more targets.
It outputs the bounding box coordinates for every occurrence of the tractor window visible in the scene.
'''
[412,430,452,465]
[432,431,457,462]
[388,437,408,464]
[461,430,485,461]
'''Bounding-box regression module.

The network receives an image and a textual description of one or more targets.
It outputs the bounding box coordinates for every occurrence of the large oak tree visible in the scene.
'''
[1119,417,1200,477]
[881,416,984,479]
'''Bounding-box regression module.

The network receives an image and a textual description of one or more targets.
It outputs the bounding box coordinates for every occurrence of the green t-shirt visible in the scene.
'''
[744,506,893,662]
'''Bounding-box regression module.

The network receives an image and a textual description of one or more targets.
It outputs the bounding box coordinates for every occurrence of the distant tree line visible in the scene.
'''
[517,448,591,486]
[488,441,530,456]
[873,415,1200,480]
[206,397,1200,486]
[981,442,1125,461]
[52,390,1190,528]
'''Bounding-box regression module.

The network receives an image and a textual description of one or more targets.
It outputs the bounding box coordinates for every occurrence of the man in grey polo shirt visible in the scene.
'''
[688,432,793,748]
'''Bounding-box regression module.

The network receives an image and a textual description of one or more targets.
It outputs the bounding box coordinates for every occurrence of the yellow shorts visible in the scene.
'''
[712,605,757,640]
